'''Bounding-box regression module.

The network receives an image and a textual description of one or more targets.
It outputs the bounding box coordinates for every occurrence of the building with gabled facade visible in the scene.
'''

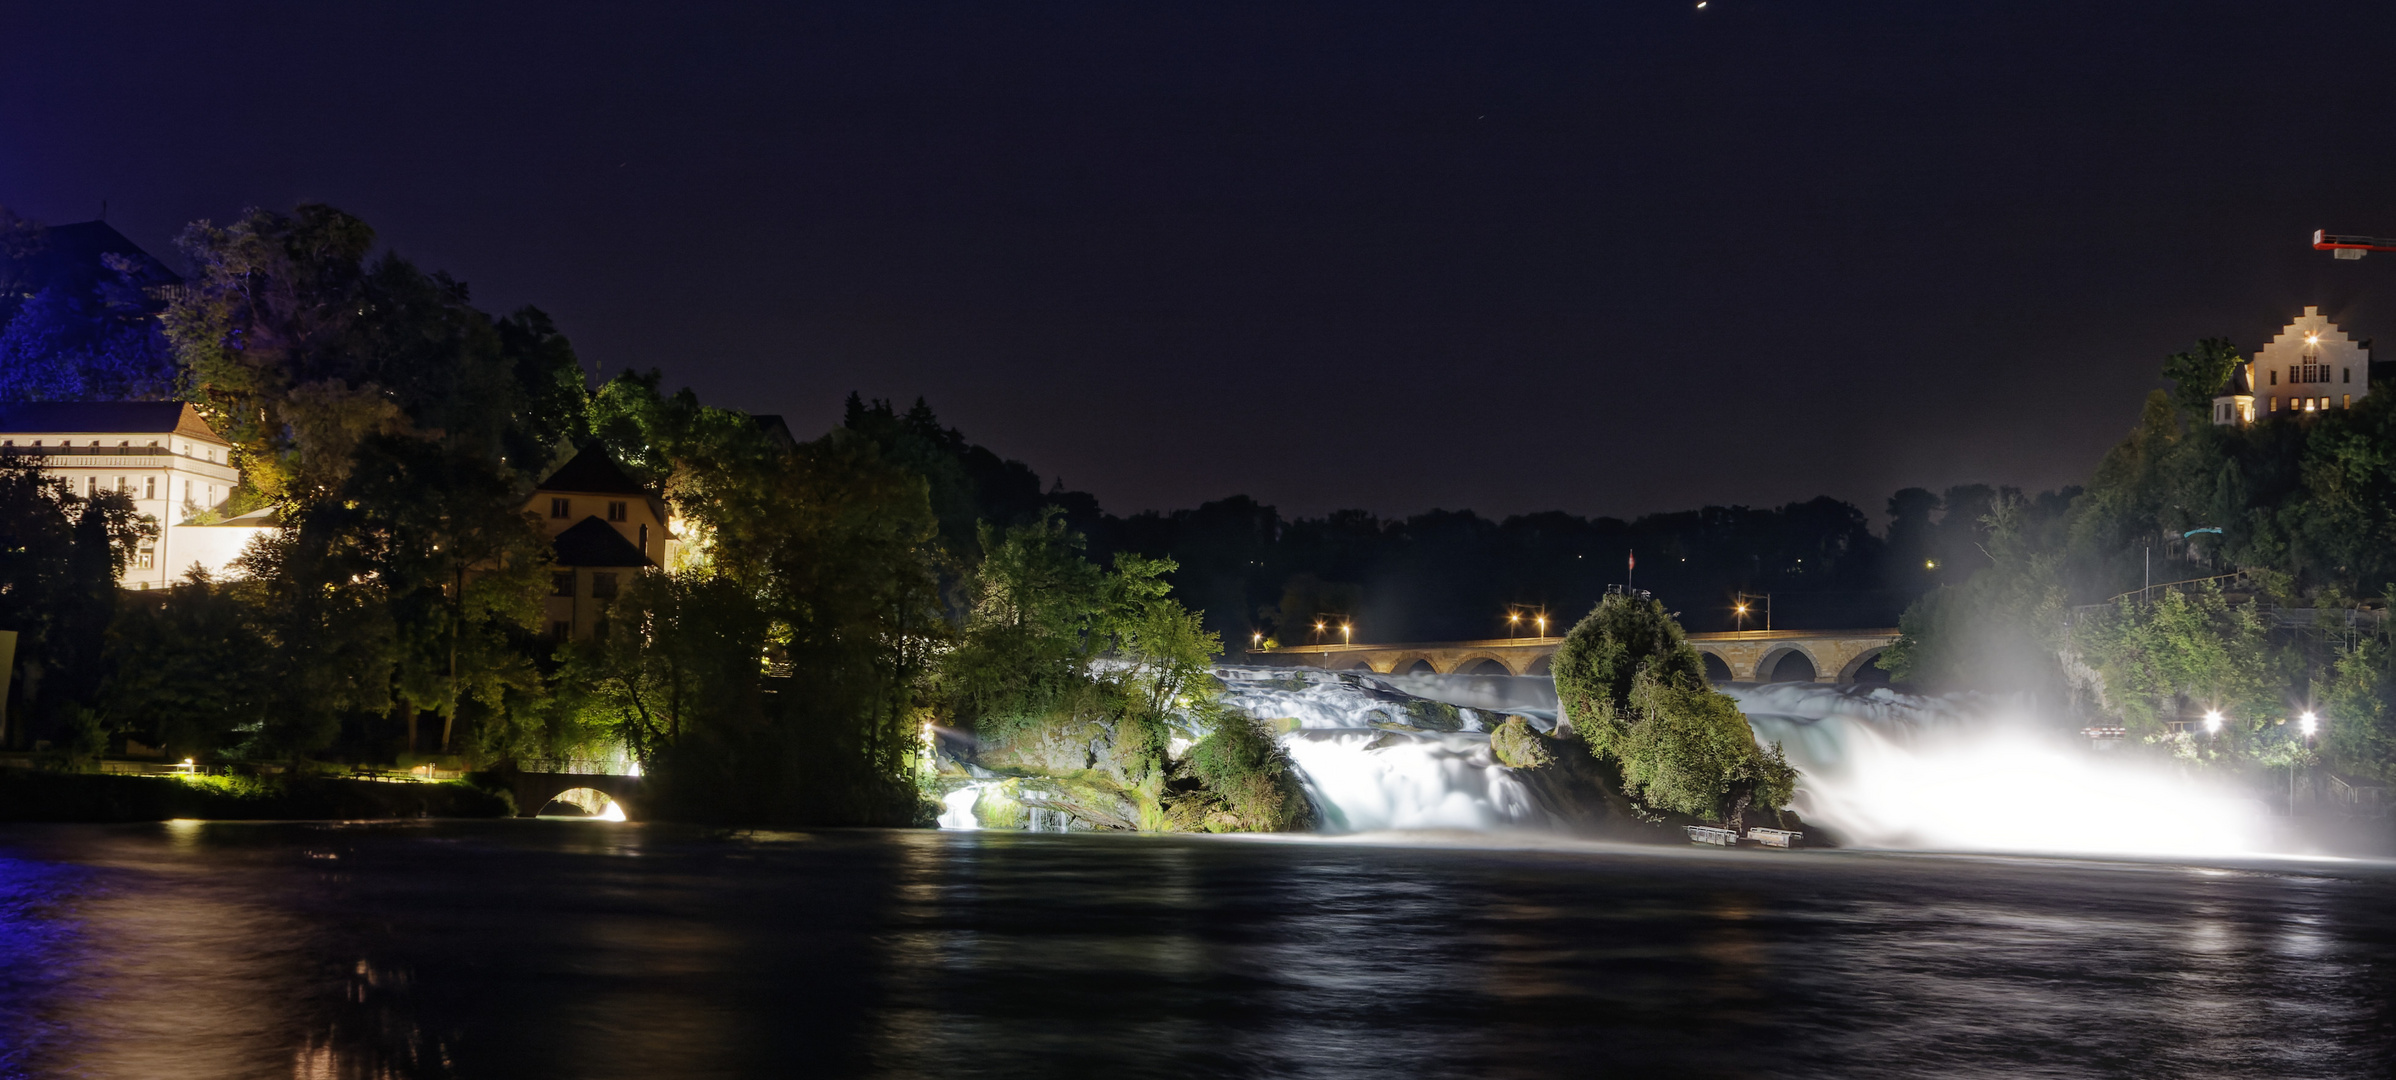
[0,401,276,588]
[2214,307,2374,424]
[526,445,673,640]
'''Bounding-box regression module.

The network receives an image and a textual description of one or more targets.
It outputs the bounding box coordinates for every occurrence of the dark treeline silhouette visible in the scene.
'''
[847,396,2048,645]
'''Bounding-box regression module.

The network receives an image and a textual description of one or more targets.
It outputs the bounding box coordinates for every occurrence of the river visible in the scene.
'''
[3,821,2392,1078]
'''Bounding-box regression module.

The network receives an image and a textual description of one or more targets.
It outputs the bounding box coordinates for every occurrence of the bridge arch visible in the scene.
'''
[1395,656,1437,675]
[1840,646,1891,683]
[1757,646,1820,683]
[1698,651,1735,682]
[1523,654,1553,677]
[507,772,644,820]
[1447,653,1518,676]
[538,787,626,820]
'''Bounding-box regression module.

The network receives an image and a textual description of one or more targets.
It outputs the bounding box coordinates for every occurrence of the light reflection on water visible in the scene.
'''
[0,823,2391,1078]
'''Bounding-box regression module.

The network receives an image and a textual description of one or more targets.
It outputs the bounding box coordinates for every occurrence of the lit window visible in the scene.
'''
[2343,394,2352,409]
[550,497,570,519]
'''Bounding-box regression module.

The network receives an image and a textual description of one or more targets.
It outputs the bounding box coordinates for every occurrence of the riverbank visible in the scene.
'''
[0,769,515,822]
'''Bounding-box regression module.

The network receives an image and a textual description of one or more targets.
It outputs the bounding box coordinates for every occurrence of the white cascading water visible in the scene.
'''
[1215,667,1555,831]
[1216,665,2281,857]
[1731,683,2275,857]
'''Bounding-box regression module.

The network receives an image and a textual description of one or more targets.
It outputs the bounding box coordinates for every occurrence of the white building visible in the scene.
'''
[0,401,275,588]
[2214,306,2373,424]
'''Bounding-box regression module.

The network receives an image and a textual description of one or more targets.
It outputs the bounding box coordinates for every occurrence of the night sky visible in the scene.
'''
[7,1,2394,521]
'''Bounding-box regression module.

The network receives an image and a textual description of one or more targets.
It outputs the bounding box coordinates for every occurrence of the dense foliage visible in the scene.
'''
[1889,339,2396,784]
[1552,594,1795,824]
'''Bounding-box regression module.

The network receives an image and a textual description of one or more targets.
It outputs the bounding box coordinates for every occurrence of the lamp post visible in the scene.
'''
[1508,610,1522,640]
[1735,592,1772,632]
[1534,613,1548,638]
[1340,622,1353,646]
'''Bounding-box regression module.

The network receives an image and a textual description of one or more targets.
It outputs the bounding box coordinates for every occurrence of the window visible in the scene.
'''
[549,497,570,519]
[592,572,619,598]
[2269,396,2278,411]
[144,477,155,499]
[639,523,650,554]
[606,500,628,522]
[2270,369,2278,386]
[552,571,575,597]
[134,547,155,570]
[2343,394,2353,409]
[2345,367,2352,383]
[86,477,98,496]
[552,621,572,640]
[114,477,126,493]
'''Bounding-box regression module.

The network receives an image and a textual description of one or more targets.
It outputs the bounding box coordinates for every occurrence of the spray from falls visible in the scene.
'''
[1731,683,2276,857]
[1216,667,1555,831]
[1218,665,2282,857]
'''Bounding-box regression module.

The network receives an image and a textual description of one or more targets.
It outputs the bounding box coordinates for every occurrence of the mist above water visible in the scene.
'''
[1215,666,2282,859]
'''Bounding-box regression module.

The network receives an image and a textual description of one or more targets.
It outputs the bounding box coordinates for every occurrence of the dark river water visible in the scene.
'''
[1,822,2392,1079]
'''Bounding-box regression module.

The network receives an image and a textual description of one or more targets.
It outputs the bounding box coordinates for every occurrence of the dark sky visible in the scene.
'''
[7,1,2393,521]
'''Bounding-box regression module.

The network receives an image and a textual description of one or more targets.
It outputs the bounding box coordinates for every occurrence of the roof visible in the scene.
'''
[535,444,649,495]
[17,220,183,291]
[752,413,799,449]
[2215,363,2254,397]
[0,401,227,443]
[552,516,654,568]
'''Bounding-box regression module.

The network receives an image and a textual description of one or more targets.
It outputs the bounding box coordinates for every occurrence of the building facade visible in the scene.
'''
[525,445,674,640]
[0,401,273,588]
[2215,307,2372,424]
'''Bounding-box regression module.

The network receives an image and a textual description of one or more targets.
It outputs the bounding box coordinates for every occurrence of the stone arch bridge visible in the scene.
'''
[1247,628,1899,684]
[499,771,646,819]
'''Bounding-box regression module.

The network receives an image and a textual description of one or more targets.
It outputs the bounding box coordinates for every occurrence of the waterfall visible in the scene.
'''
[1216,666,1554,831]
[1217,665,2279,856]
[1729,683,2275,857]
[938,785,987,830]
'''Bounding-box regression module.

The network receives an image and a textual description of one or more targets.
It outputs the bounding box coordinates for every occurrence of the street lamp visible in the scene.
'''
[2203,710,2223,734]
[1534,613,1547,637]
[1508,610,1521,639]
[2301,711,2319,738]
[1340,622,1353,645]
[1734,602,1748,631]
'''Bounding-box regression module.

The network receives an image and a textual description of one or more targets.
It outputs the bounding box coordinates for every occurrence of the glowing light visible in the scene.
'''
[627,761,643,777]
[597,800,627,822]
[1735,604,1748,614]
[2306,333,2321,345]
[1925,559,1937,569]
[1509,612,1521,623]
[2301,712,2319,737]
[2204,710,2223,734]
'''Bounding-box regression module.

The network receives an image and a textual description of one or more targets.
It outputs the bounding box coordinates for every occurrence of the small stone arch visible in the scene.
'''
[1841,647,1891,684]
[1341,658,1375,672]
[1453,656,1515,676]
[1758,647,1819,683]
[537,787,625,820]
[1699,651,1735,682]
[1524,654,1553,677]
[1397,657,1437,675]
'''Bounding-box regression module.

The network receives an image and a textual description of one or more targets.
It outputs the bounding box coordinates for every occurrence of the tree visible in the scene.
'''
[0,457,153,750]
[2162,337,2244,420]
[1551,593,1796,824]
[100,571,269,758]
